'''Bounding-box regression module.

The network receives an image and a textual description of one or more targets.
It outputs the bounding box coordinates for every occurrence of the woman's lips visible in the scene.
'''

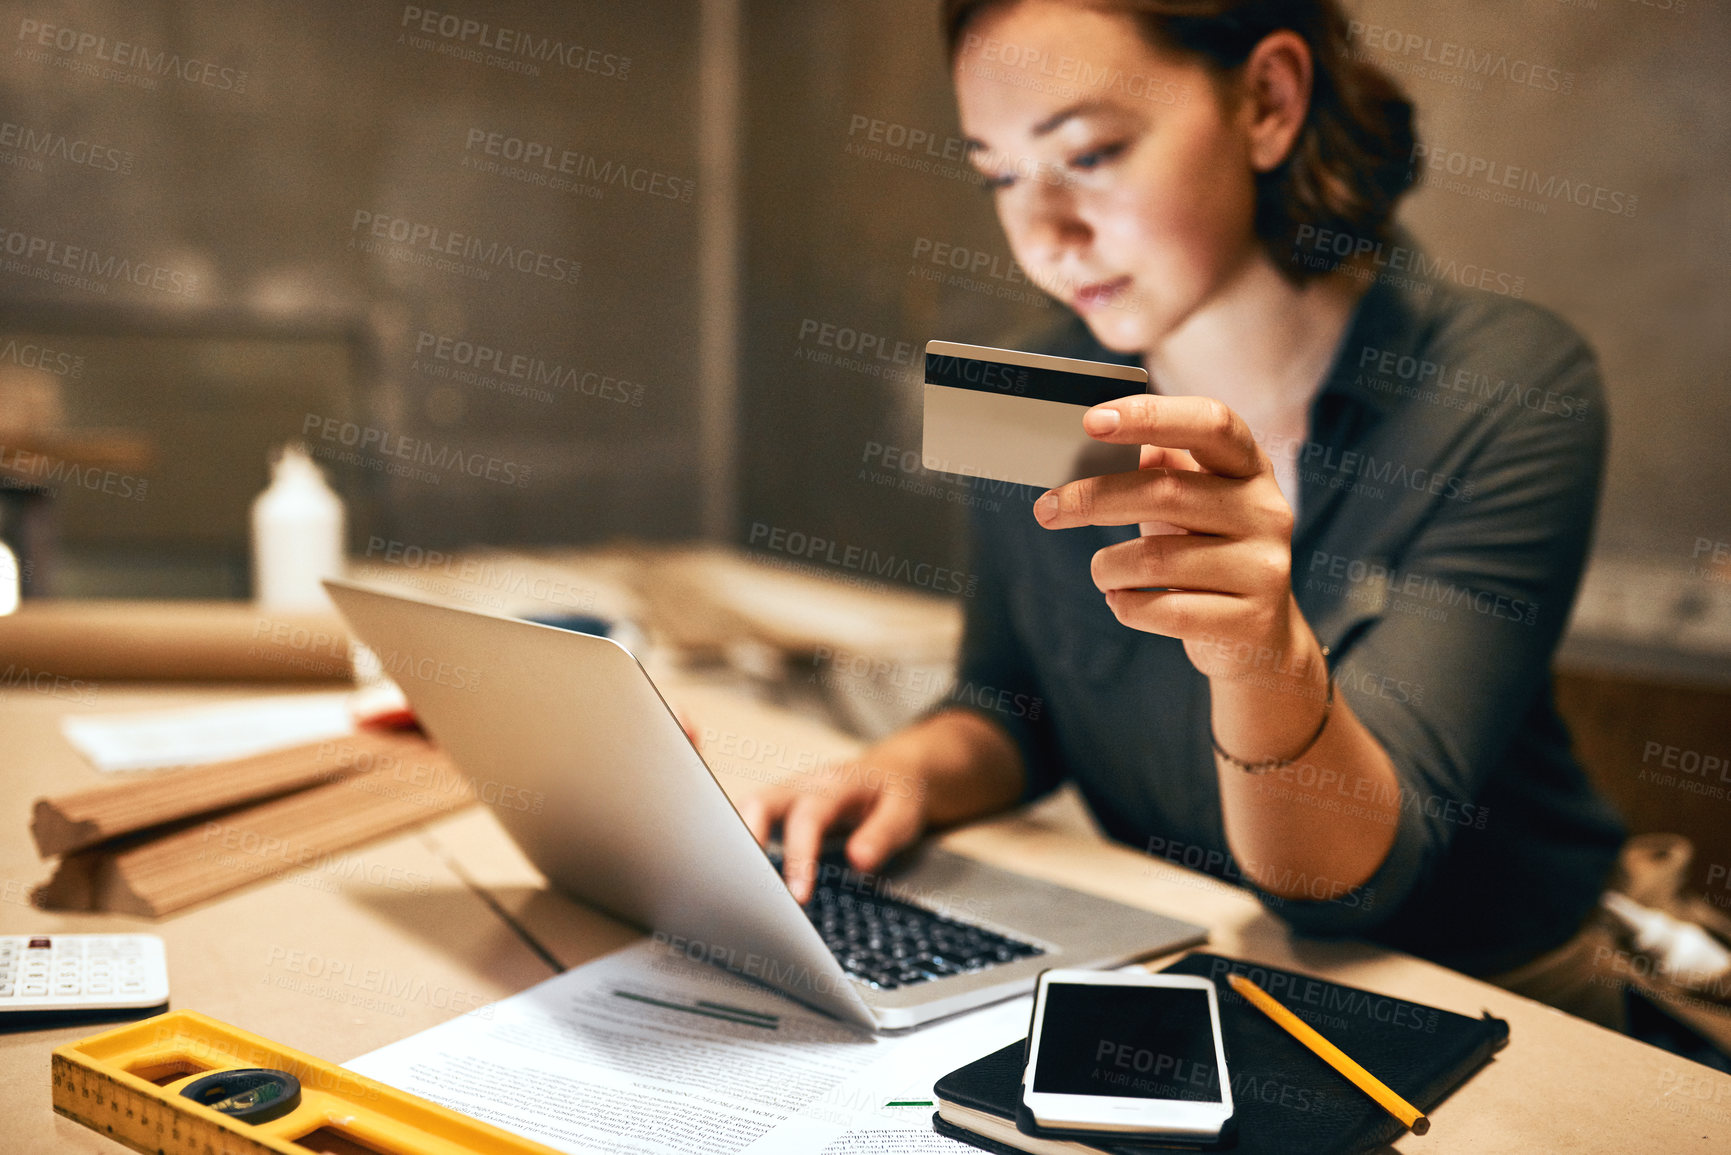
[1073,275,1131,311]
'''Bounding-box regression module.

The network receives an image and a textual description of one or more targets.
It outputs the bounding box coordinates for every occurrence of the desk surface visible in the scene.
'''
[4,681,1730,1154]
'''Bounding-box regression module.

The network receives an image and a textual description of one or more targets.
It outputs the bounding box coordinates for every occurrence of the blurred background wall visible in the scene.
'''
[0,0,702,596]
[2,0,1727,665]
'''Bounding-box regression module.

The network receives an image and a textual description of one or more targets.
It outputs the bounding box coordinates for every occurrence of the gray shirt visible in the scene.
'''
[951,273,1624,976]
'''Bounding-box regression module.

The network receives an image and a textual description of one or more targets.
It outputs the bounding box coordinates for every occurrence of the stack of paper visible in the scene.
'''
[346,940,1031,1154]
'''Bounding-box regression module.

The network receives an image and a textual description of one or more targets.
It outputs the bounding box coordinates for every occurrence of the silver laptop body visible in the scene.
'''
[325,579,1206,1031]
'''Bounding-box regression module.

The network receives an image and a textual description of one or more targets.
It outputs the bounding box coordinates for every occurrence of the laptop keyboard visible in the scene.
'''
[773,852,1045,990]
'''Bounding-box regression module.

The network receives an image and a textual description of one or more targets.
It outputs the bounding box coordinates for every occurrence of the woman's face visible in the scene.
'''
[954,0,1264,354]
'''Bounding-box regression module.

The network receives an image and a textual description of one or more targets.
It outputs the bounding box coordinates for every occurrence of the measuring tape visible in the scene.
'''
[51,1009,559,1155]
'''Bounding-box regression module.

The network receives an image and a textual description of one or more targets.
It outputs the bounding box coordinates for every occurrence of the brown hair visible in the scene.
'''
[942,0,1416,279]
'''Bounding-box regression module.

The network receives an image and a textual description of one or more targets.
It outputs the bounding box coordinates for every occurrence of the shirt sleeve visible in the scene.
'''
[944,502,1067,804]
[1264,314,1607,936]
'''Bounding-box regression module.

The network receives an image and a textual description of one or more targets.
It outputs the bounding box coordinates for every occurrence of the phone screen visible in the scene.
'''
[1031,983,1223,1103]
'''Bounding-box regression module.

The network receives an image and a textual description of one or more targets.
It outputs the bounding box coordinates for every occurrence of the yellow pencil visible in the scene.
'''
[1226,972,1430,1136]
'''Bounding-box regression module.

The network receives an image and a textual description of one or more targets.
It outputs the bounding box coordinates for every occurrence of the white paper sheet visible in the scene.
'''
[61,692,357,772]
[344,939,1031,1154]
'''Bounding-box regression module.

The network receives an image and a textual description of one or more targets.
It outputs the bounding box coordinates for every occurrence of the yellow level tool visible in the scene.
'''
[52,1009,561,1155]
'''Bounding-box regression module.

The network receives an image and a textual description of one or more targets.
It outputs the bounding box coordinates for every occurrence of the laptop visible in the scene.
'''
[324,579,1206,1031]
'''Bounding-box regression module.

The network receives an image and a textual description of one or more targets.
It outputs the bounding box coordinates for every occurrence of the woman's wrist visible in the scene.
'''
[1204,604,1332,768]
[892,708,1026,827]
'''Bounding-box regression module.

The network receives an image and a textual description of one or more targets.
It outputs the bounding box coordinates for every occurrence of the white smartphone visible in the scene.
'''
[1021,968,1234,1140]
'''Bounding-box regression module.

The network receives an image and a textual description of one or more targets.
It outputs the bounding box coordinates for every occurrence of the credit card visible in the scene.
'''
[922,340,1150,490]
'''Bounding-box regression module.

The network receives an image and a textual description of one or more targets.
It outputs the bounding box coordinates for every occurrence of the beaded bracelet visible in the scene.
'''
[1210,646,1335,775]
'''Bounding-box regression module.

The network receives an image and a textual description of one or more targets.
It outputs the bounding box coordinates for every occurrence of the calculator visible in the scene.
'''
[0,934,170,1020]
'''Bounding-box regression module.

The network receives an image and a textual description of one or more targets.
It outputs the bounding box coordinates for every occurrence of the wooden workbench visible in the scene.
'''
[4,675,1729,1153]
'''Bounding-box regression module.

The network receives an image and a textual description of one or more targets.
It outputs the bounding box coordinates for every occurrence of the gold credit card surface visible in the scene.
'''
[922,340,1149,490]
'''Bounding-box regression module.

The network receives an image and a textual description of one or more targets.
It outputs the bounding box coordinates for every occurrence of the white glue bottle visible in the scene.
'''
[251,442,345,610]
[0,539,19,615]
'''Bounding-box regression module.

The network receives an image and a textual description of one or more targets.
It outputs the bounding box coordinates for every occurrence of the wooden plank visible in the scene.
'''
[33,741,473,916]
[30,730,431,858]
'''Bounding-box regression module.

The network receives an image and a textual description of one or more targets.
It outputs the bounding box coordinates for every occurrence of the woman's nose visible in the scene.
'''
[1002,174,1093,270]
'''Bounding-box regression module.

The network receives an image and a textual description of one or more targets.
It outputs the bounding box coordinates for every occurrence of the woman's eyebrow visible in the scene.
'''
[963,98,1117,155]
[1030,99,1113,136]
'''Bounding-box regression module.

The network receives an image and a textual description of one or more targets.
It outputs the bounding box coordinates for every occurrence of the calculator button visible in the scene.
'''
[0,934,166,1012]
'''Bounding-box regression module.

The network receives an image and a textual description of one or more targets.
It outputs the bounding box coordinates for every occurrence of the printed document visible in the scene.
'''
[61,692,356,772]
[345,939,1029,1153]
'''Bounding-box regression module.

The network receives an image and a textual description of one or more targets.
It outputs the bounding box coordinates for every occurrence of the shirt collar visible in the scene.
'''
[1313,273,1410,418]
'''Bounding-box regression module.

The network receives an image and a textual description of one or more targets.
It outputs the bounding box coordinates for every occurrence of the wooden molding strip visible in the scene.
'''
[34,741,472,916]
[31,730,435,859]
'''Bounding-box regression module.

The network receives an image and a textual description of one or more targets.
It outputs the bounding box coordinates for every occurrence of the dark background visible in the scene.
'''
[2,0,1727,660]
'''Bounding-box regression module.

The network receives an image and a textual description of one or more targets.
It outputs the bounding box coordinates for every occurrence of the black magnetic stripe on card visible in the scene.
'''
[924,351,1138,407]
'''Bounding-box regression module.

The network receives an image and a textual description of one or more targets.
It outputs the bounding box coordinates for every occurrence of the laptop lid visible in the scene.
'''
[323,578,877,1029]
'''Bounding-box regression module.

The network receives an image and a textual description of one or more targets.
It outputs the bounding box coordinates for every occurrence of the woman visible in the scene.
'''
[742,0,1626,1024]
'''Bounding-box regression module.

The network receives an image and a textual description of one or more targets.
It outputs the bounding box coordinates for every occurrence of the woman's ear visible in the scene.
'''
[1238,29,1314,173]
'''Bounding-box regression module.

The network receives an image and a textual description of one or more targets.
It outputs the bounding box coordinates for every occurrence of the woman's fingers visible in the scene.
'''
[1043,395,1298,662]
[1090,533,1290,597]
[846,790,925,875]
[1100,588,1252,641]
[1139,443,1201,472]
[1084,394,1264,479]
[735,791,789,850]
[741,754,933,903]
[779,789,881,904]
[1138,444,1201,533]
[1034,467,1249,534]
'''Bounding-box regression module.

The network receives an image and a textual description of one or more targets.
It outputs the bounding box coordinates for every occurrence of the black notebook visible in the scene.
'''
[933,952,1510,1155]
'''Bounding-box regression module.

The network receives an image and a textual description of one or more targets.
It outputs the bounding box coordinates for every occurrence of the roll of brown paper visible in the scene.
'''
[0,600,352,681]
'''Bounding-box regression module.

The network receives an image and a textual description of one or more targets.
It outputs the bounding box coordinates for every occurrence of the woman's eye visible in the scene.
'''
[1069,142,1126,171]
[974,140,1125,192]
